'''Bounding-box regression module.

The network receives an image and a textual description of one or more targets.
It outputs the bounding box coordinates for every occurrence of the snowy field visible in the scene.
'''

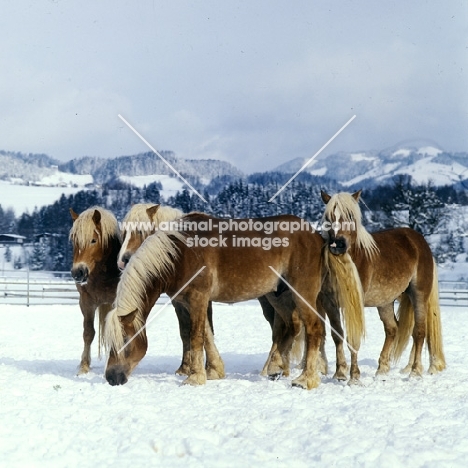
[1,301,467,467]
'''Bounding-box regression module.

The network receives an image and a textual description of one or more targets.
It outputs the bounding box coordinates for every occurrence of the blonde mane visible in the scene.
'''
[104,229,186,353]
[122,203,184,230]
[323,192,379,259]
[69,206,120,249]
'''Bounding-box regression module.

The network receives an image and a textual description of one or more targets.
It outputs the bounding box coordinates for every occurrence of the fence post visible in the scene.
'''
[26,267,30,307]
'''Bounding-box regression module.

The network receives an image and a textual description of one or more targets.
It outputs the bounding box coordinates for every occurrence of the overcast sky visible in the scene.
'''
[1,1,467,173]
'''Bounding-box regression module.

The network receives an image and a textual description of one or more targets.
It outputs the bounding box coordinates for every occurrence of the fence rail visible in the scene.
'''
[0,271,467,307]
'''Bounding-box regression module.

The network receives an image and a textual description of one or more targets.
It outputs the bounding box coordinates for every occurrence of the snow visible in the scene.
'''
[418,147,443,157]
[342,163,400,187]
[0,173,186,215]
[394,157,468,186]
[0,181,86,215]
[350,153,374,162]
[308,166,327,176]
[118,175,185,199]
[38,171,93,187]
[1,299,467,466]
[392,149,412,157]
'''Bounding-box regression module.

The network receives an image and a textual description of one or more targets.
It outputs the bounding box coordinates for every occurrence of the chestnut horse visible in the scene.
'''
[69,207,122,374]
[104,212,365,389]
[117,203,225,380]
[320,190,445,379]
[118,204,314,380]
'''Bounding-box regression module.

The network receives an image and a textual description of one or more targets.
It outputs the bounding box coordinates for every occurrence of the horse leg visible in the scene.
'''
[77,294,96,374]
[409,301,426,377]
[204,302,225,380]
[319,292,347,380]
[261,310,287,377]
[263,291,299,379]
[182,294,208,386]
[173,303,192,376]
[401,343,416,374]
[258,296,281,376]
[291,302,323,390]
[376,303,398,375]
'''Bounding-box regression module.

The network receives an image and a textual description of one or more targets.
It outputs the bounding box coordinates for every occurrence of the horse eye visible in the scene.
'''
[91,239,97,245]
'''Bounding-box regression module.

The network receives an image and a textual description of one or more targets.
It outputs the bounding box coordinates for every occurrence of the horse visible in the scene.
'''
[104,212,365,389]
[69,207,122,374]
[118,204,317,380]
[320,190,446,380]
[117,203,224,380]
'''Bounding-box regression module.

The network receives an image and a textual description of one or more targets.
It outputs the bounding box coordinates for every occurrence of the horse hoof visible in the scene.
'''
[182,373,206,386]
[268,372,283,381]
[76,366,90,375]
[400,364,412,374]
[347,378,363,387]
[175,365,190,376]
[292,374,320,390]
[333,372,348,381]
[206,367,225,380]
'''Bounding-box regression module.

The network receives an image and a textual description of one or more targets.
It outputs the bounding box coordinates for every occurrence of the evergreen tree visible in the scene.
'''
[4,246,12,263]
[30,242,47,270]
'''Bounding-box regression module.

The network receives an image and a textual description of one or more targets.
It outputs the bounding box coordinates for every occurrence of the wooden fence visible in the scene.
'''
[0,271,467,307]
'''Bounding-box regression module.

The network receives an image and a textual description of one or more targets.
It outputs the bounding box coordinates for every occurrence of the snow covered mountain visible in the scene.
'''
[58,151,243,185]
[273,145,468,188]
[0,150,243,186]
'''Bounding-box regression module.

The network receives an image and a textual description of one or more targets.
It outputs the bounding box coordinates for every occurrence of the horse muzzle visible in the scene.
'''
[105,366,129,386]
[328,238,347,255]
[117,252,132,271]
[71,264,89,284]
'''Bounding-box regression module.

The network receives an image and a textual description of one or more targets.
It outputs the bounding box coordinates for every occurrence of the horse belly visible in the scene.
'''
[210,271,279,303]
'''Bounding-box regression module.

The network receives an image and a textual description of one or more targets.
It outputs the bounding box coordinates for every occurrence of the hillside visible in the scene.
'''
[273,145,468,188]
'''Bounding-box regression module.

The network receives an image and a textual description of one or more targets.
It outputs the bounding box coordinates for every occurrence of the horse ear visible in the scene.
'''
[320,190,331,204]
[121,309,138,326]
[146,204,160,221]
[92,209,101,227]
[352,190,362,202]
[70,208,79,221]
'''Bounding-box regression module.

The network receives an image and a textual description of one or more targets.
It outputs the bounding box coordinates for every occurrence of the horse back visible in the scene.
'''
[354,227,434,302]
[170,214,324,303]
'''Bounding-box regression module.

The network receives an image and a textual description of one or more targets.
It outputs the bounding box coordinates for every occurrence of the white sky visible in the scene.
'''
[1,1,467,173]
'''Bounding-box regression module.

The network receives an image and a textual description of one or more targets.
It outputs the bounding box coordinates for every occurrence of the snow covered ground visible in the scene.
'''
[1,300,467,467]
[0,181,85,216]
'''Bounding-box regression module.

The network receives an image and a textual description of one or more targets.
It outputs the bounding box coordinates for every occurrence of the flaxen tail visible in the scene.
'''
[290,323,305,368]
[97,303,113,359]
[326,251,365,351]
[426,260,446,373]
[104,307,125,357]
[391,293,414,364]
[392,260,446,373]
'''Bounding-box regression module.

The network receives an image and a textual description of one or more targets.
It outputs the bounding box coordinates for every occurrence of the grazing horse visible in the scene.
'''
[118,204,317,380]
[117,203,224,380]
[104,213,365,389]
[69,207,121,374]
[320,190,446,379]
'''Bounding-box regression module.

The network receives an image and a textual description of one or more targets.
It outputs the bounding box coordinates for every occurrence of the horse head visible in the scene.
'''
[117,204,183,271]
[320,190,362,255]
[105,309,149,386]
[69,207,119,284]
[117,204,160,271]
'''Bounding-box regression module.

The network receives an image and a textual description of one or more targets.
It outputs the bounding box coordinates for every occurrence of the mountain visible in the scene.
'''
[58,151,243,184]
[0,151,61,182]
[273,145,468,188]
[0,150,243,187]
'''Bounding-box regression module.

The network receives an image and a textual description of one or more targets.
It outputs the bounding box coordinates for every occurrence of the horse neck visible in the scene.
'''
[92,235,122,280]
